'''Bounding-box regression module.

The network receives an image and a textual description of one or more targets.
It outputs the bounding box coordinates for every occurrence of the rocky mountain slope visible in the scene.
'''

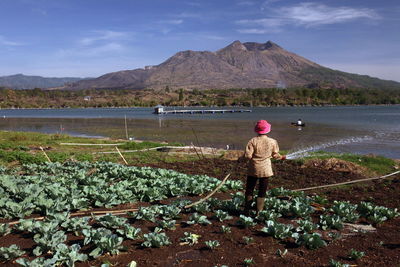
[61,41,400,90]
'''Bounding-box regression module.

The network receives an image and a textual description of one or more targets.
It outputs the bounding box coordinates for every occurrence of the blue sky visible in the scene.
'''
[0,0,399,81]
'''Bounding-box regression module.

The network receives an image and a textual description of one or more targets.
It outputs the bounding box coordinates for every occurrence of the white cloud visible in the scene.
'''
[162,19,184,25]
[57,42,125,58]
[56,30,130,59]
[0,35,23,46]
[237,2,379,33]
[79,30,129,46]
[281,2,378,26]
[175,12,202,19]
[199,34,226,40]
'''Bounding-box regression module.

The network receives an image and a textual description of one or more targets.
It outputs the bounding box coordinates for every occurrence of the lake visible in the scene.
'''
[0,106,399,159]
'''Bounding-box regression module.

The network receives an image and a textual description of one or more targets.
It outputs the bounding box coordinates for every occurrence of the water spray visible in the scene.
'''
[286,136,373,159]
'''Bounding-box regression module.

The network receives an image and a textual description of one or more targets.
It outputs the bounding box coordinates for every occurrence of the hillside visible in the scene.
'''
[62,40,400,90]
[0,74,85,89]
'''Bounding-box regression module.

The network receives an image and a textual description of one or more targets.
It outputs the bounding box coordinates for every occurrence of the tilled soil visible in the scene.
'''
[2,159,400,267]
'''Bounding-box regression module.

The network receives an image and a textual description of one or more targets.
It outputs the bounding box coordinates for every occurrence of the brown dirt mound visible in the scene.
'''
[302,158,367,175]
[222,150,244,161]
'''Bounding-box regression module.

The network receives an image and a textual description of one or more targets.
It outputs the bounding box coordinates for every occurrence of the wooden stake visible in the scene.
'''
[184,173,231,209]
[39,146,52,162]
[124,114,129,140]
[116,146,128,165]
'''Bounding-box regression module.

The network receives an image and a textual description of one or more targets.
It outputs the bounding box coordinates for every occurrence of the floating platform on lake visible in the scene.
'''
[154,109,252,115]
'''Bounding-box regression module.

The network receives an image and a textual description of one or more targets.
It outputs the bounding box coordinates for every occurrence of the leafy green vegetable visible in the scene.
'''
[0,223,11,236]
[348,249,365,260]
[53,244,88,267]
[319,214,344,230]
[186,213,211,225]
[116,225,141,240]
[214,210,233,222]
[296,219,318,233]
[180,232,201,246]
[16,257,56,267]
[260,220,294,240]
[0,244,25,261]
[329,259,350,267]
[205,240,220,250]
[242,236,254,245]
[142,232,171,248]
[243,258,255,266]
[295,233,327,250]
[97,214,128,229]
[330,201,359,223]
[237,215,257,228]
[156,219,176,230]
[221,225,231,234]
[89,233,124,258]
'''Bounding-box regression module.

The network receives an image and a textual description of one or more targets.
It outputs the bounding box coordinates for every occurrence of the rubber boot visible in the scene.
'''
[256,197,265,216]
[243,195,253,216]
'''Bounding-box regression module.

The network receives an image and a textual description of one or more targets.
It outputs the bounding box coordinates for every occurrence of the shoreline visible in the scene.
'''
[1,103,399,111]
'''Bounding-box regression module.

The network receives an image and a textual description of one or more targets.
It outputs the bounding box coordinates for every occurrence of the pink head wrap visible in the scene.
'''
[254,120,271,134]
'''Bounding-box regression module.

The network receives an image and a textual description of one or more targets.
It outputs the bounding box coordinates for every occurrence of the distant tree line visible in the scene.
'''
[0,86,399,109]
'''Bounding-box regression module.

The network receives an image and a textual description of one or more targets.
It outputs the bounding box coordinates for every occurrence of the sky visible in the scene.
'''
[0,0,399,81]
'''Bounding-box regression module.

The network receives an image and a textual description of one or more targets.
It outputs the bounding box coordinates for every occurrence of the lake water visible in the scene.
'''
[0,106,399,159]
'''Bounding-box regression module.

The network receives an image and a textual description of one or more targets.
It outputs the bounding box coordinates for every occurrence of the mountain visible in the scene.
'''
[62,41,400,90]
[0,74,85,89]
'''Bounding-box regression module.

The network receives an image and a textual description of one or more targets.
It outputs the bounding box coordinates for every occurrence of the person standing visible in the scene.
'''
[243,120,285,216]
[297,118,303,126]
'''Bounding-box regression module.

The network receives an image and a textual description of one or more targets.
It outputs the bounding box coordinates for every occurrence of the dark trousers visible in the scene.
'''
[245,176,269,198]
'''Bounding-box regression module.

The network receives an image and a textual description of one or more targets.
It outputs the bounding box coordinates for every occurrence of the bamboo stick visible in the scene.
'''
[116,146,128,165]
[39,146,52,162]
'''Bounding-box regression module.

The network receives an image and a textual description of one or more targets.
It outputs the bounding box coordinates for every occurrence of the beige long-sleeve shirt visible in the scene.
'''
[244,135,281,178]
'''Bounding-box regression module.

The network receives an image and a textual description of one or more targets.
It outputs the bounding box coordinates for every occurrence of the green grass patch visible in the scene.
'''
[0,150,46,165]
[304,151,397,174]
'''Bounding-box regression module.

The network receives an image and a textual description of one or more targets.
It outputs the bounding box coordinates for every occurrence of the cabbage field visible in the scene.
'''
[0,161,399,266]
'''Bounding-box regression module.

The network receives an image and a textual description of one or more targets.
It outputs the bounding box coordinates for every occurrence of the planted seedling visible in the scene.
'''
[142,232,171,248]
[348,249,365,260]
[116,225,142,240]
[329,259,350,267]
[237,215,257,228]
[295,233,327,250]
[319,214,344,230]
[243,258,255,266]
[52,243,88,266]
[276,248,288,257]
[186,213,211,225]
[205,240,220,250]
[214,210,233,222]
[0,244,25,261]
[0,223,11,236]
[156,219,176,230]
[296,219,318,233]
[260,220,294,240]
[221,225,232,234]
[242,236,254,245]
[180,232,201,246]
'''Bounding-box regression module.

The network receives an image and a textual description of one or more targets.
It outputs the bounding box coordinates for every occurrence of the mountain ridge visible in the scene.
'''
[6,40,400,90]
[63,40,399,90]
[0,74,86,89]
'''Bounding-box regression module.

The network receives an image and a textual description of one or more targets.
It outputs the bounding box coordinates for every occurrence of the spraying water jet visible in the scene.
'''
[286,136,373,160]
